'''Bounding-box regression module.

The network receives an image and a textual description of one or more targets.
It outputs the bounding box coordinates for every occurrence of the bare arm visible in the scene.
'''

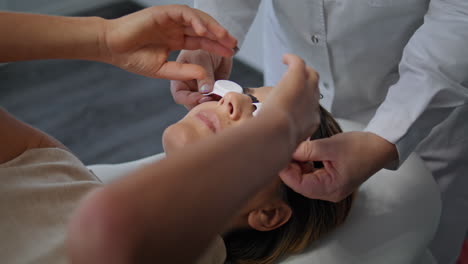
[67,54,321,264]
[0,12,105,62]
[0,6,237,80]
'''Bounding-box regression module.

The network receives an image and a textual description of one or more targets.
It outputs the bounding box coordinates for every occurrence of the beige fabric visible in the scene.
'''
[0,148,101,264]
[0,148,225,264]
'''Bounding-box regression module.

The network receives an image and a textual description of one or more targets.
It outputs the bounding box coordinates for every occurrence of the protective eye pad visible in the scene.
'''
[206,80,243,97]
[252,102,262,116]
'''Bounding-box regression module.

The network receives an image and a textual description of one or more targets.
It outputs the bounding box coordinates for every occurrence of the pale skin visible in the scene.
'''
[163,86,293,233]
[67,54,321,263]
[0,6,318,262]
[0,5,237,163]
[0,5,237,79]
[171,49,398,203]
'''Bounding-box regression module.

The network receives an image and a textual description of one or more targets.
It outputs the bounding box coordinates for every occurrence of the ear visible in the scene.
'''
[247,201,292,231]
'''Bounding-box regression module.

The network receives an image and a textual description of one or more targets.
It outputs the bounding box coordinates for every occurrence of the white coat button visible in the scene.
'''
[311,34,320,44]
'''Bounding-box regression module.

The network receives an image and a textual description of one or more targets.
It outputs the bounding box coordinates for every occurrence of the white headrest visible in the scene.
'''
[88,120,441,264]
[279,119,441,264]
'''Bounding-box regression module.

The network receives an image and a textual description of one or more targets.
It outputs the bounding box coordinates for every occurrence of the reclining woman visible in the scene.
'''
[161,84,354,264]
[0,3,353,264]
[0,55,350,264]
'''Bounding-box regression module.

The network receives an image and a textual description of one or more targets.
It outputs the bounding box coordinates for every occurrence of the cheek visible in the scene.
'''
[162,122,200,154]
[240,179,283,213]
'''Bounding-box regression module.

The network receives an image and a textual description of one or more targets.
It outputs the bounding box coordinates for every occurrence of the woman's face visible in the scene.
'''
[163,88,269,153]
[163,87,290,232]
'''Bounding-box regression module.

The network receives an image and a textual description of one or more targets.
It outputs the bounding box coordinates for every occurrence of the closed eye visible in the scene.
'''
[246,94,259,103]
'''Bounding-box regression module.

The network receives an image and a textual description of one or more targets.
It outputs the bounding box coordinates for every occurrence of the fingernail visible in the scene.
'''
[199,84,210,93]
[198,96,212,104]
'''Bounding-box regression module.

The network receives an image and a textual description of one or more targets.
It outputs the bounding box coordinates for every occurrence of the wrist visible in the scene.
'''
[93,17,112,63]
[256,107,297,153]
[365,132,398,168]
[47,15,108,62]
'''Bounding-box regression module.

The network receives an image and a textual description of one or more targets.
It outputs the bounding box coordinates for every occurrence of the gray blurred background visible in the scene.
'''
[0,1,263,164]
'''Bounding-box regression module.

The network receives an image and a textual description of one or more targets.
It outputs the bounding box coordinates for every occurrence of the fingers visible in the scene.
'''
[292,138,334,162]
[171,84,206,109]
[184,37,234,58]
[279,164,331,200]
[279,160,342,201]
[155,61,207,80]
[182,20,236,50]
[189,8,237,48]
[279,55,320,100]
[278,54,307,88]
[188,54,216,95]
[279,162,303,190]
[184,27,217,42]
[305,65,320,98]
[165,5,237,49]
[169,50,222,108]
[258,54,320,143]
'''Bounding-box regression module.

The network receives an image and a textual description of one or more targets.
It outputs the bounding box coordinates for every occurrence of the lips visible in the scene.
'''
[195,111,221,133]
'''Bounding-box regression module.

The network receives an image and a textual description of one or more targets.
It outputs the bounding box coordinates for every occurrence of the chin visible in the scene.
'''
[162,123,196,155]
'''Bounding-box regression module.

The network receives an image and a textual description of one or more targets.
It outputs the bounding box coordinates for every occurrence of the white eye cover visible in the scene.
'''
[253,102,262,116]
[208,80,243,97]
[208,80,261,116]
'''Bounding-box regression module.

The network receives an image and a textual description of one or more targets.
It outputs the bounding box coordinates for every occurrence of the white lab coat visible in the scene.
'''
[194,0,468,263]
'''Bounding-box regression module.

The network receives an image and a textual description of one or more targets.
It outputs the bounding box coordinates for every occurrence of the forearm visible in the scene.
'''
[68,109,295,264]
[365,0,468,167]
[0,11,106,62]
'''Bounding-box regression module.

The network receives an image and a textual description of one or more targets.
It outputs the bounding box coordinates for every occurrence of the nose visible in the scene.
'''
[218,92,253,121]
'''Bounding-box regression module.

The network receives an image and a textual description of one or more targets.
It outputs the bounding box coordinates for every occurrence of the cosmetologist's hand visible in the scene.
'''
[260,54,321,145]
[170,50,233,109]
[279,131,398,202]
[101,5,237,80]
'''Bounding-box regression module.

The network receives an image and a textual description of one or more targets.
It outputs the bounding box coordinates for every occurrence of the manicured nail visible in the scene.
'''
[199,84,210,93]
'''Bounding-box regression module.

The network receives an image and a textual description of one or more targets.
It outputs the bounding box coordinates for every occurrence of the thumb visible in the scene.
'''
[279,163,332,200]
[197,65,216,94]
[292,138,335,162]
[279,162,303,186]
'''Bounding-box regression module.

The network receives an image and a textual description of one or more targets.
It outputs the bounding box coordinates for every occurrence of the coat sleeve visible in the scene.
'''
[194,0,262,46]
[364,0,468,168]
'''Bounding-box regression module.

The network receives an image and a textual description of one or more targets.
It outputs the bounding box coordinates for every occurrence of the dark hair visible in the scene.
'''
[224,106,354,264]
